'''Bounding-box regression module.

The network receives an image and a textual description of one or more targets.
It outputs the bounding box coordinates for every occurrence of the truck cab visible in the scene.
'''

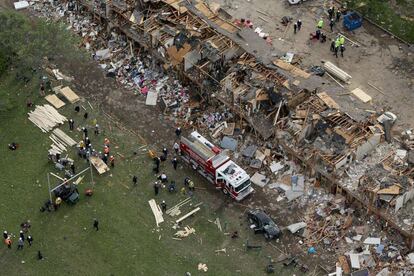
[216,160,254,201]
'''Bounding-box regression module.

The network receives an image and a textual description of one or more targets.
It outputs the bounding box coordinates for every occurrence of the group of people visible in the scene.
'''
[3,221,33,251]
[307,6,347,58]
[77,126,114,167]
[150,127,197,211]
[331,35,346,58]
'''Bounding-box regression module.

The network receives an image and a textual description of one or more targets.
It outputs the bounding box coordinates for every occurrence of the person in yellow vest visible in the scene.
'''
[339,35,345,46]
[334,39,341,58]
[317,18,324,29]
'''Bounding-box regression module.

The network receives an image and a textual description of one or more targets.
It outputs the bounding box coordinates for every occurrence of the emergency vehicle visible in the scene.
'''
[180,131,254,201]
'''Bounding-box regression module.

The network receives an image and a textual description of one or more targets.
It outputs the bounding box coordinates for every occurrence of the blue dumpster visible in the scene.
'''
[343,12,363,31]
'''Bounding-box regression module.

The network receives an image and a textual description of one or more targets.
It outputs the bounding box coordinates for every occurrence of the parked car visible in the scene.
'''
[247,209,281,240]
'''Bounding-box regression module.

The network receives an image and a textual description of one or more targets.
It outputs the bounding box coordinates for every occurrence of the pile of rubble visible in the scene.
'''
[26,0,414,273]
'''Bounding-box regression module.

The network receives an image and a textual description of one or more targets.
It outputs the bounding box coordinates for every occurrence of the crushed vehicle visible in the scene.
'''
[247,209,281,240]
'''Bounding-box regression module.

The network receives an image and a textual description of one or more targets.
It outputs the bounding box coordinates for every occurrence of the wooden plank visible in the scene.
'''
[317,92,340,109]
[377,184,400,195]
[176,207,200,223]
[45,94,65,109]
[89,156,110,174]
[273,60,310,79]
[59,86,80,103]
[148,199,164,227]
[351,88,372,103]
[338,255,351,274]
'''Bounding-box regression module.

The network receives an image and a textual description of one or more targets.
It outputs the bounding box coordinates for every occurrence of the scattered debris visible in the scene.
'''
[174,226,195,238]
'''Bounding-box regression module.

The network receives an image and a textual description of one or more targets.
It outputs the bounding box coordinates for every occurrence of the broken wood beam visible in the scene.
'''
[176,207,201,224]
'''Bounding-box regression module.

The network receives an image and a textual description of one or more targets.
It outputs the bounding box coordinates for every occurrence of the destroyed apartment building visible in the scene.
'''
[33,0,414,249]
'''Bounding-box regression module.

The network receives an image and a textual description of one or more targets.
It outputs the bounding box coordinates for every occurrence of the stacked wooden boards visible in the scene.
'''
[28,105,67,132]
[49,128,77,155]
[59,86,80,103]
[166,197,191,217]
[45,94,65,109]
[89,156,110,174]
[148,199,164,227]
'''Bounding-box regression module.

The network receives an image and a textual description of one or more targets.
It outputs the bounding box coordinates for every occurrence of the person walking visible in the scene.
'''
[334,39,340,58]
[162,147,168,159]
[70,163,75,174]
[82,127,88,139]
[160,201,167,213]
[104,138,110,147]
[154,182,160,195]
[330,40,335,52]
[336,10,341,22]
[75,106,80,113]
[315,29,321,40]
[154,156,160,174]
[94,124,100,135]
[17,238,24,250]
[317,18,324,29]
[109,155,115,167]
[320,32,327,43]
[340,45,345,57]
[173,142,180,155]
[293,23,297,34]
[93,219,99,231]
[172,157,178,170]
[328,7,334,20]
[5,237,12,249]
[175,127,181,137]
[297,20,302,31]
[102,154,108,164]
[132,175,138,186]
[339,35,345,46]
[19,230,25,242]
[329,19,334,32]
[27,235,33,246]
[104,146,110,155]
[84,112,88,120]
[37,251,44,260]
[188,179,195,191]
[69,119,74,131]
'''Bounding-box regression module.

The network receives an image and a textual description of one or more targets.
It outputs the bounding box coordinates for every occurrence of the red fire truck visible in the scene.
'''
[180,131,254,201]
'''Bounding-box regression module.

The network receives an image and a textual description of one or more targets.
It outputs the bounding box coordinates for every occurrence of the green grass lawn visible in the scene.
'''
[347,0,414,43]
[0,71,295,275]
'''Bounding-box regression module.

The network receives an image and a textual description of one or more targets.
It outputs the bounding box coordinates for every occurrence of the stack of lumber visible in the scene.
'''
[166,197,191,217]
[323,61,352,83]
[174,226,196,238]
[45,94,65,109]
[48,128,77,155]
[149,199,164,227]
[28,105,67,132]
[59,86,80,103]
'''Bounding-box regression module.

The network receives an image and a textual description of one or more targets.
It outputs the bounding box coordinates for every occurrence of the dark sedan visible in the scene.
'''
[247,209,281,240]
